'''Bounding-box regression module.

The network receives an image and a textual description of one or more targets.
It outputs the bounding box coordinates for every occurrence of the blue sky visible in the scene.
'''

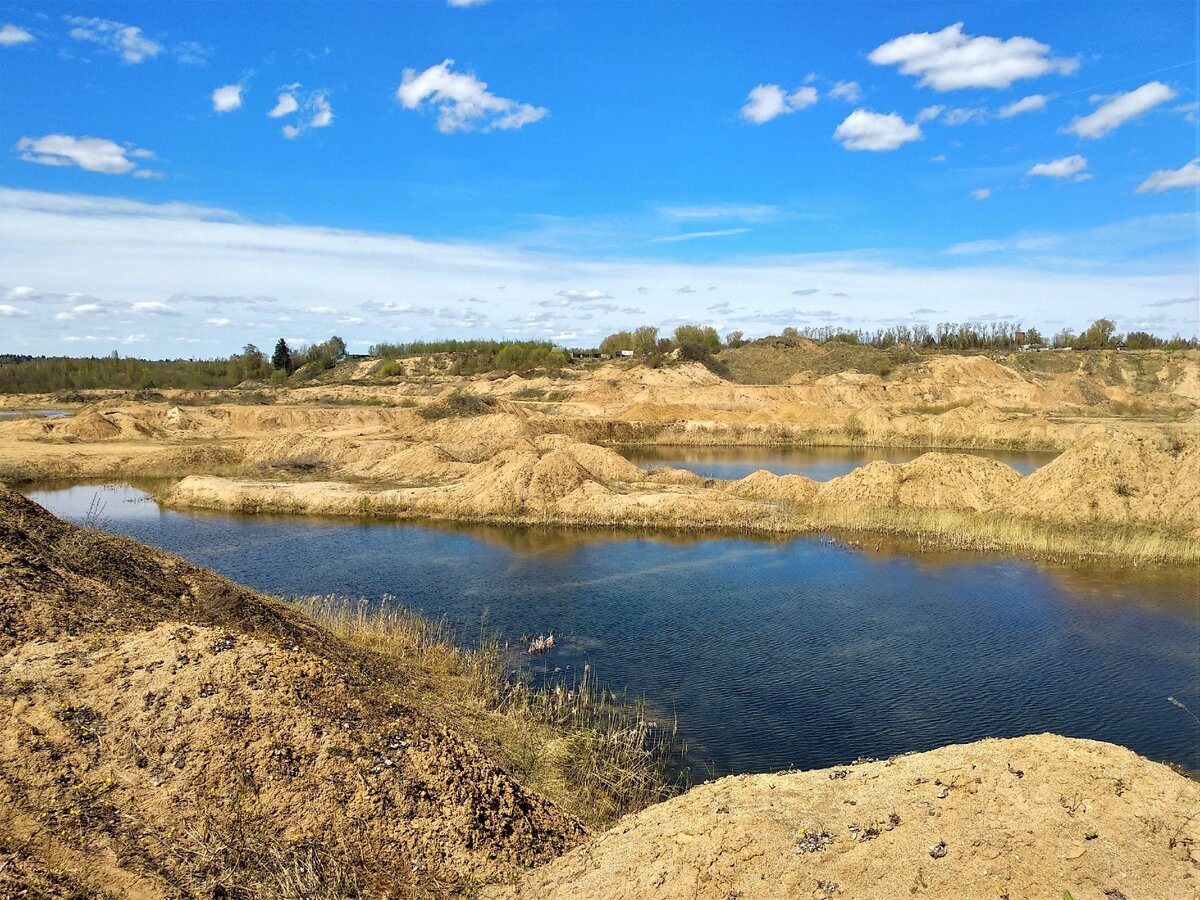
[0,1,1196,356]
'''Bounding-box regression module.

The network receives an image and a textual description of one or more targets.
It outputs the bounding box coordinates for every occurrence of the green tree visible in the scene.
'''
[631,325,659,354]
[599,330,634,354]
[272,338,294,375]
[725,330,746,348]
[1079,318,1118,349]
[672,324,720,351]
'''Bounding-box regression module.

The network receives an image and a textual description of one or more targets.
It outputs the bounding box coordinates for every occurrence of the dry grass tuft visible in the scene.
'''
[295,595,685,827]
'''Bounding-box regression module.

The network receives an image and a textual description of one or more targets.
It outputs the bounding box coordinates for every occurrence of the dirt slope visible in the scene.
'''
[487,734,1200,900]
[0,485,583,898]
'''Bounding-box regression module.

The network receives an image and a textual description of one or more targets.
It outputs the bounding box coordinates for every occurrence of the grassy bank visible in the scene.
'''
[162,476,1199,566]
[800,506,1200,567]
[292,595,685,829]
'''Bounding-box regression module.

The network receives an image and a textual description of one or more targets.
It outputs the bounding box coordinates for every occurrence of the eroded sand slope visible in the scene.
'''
[0,486,583,897]
[487,734,1200,900]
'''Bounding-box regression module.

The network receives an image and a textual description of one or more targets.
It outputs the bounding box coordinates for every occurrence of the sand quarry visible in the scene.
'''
[1,349,1199,896]
[1,487,1198,899]
[0,351,1197,561]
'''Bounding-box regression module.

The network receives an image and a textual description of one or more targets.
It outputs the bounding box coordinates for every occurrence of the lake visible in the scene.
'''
[26,481,1200,779]
[618,444,1060,481]
[0,409,72,420]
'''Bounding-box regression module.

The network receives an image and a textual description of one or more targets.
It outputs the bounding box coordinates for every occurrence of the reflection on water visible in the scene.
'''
[618,444,1060,481]
[25,481,1200,778]
[0,408,73,420]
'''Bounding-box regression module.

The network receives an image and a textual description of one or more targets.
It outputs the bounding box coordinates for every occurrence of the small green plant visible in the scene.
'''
[416,390,493,420]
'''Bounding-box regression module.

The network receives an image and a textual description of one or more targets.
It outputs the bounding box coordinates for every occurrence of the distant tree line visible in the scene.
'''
[368,339,567,375]
[598,319,1197,356]
[0,336,348,394]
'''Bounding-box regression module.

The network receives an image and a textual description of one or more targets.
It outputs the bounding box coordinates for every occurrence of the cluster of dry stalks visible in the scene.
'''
[293,595,685,827]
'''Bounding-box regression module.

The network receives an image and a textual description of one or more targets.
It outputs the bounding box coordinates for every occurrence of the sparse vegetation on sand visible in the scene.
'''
[294,595,684,827]
[0,486,681,897]
[2,456,1199,898]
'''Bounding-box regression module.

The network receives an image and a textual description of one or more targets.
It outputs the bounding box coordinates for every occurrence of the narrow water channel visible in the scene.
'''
[617,444,1060,480]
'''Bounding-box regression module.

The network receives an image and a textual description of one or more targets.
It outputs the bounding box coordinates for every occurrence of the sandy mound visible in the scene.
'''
[0,486,583,896]
[728,470,820,504]
[488,734,1200,900]
[1009,430,1200,531]
[815,453,1023,512]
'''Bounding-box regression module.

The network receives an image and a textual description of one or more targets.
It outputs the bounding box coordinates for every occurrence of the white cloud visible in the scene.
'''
[557,289,612,302]
[930,154,947,163]
[15,134,155,175]
[971,188,993,200]
[174,41,209,65]
[2,189,1194,354]
[66,16,162,63]
[998,94,1047,118]
[206,316,233,327]
[827,80,861,103]
[396,59,547,133]
[133,169,165,180]
[833,110,922,151]
[915,105,944,123]
[131,301,178,315]
[942,106,988,126]
[55,302,107,321]
[650,229,750,243]
[740,84,817,124]
[306,306,339,314]
[269,91,299,118]
[309,93,334,129]
[212,84,243,113]
[869,22,1077,91]
[0,23,34,46]
[657,204,777,222]
[1028,155,1088,179]
[0,304,30,316]
[271,88,334,138]
[1064,81,1178,139]
[1136,159,1200,194]
[448,0,489,5]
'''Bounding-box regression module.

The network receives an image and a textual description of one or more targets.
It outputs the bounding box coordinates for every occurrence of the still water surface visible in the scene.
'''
[0,409,72,420]
[618,445,1060,480]
[26,482,1199,777]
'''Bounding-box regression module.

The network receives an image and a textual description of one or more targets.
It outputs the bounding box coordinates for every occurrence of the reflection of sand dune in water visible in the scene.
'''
[130,420,1200,558]
[2,386,1197,559]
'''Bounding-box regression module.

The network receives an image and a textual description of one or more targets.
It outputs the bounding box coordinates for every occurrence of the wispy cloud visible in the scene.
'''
[657,204,777,222]
[650,228,750,243]
[1,189,1195,355]
[1064,81,1176,139]
[998,94,1047,118]
[1028,155,1088,180]
[1135,159,1200,194]
[65,15,161,63]
[15,134,158,176]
